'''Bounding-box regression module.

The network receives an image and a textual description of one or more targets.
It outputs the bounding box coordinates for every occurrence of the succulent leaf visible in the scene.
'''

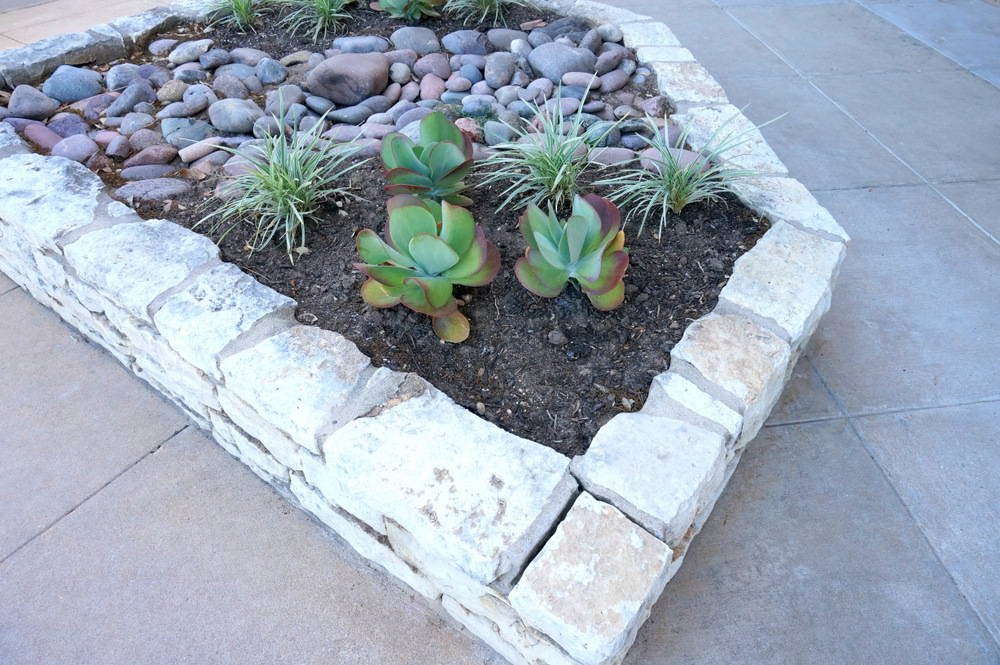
[432,310,470,343]
[360,278,402,308]
[586,280,625,311]
[382,112,473,205]
[409,233,461,275]
[387,204,437,256]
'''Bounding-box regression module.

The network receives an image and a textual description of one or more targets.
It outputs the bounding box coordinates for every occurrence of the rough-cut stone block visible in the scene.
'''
[719,221,846,353]
[0,155,102,253]
[651,62,727,112]
[169,0,216,22]
[106,8,183,51]
[0,31,126,87]
[0,124,31,159]
[671,313,791,444]
[643,371,743,443]
[569,0,650,24]
[220,326,404,455]
[672,104,787,173]
[209,409,287,482]
[217,387,304,471]
[64,218,219,324]
[510,493,672,665]
[636,46,695,66]
[619,21,680,48]
[317,386,576,588]
[155,263,295,379]
[740,176,850,243]
[288,474,439,600]
[571,414,727,545]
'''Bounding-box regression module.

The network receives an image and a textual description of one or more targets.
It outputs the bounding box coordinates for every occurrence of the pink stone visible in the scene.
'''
[123,144,179,168]
[419,74,445,101]
[23,123,63,151]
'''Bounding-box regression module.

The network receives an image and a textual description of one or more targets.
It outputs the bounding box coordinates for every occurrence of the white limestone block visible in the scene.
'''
[288,474,439,600]
[636,46,695,66]
[644,372,743,442]
[571,413,727,544]
[720,221,846,352]
[509,493,672,665]
[0,123,31,160]
[220,326,400,455]
[671,313,791,443]
[209,409,288,482]
[739,175,850,243]
[619,21,681,48]
[672,104,788,174]
[0,154,102,252]
[64,219,219,324]
[318,386,576,588]
[217,387,304,471]
[651,62,727,111]
[155,263,295,379]
[569,0,651,24]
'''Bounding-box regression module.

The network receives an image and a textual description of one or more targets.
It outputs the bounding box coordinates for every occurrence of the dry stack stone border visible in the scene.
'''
[0,1,848,664]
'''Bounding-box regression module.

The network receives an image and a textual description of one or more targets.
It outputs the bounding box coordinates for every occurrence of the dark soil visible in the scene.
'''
[116,3,770,457]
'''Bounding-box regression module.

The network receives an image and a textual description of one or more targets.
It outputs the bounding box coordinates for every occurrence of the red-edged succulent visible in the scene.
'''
[514,194,629,310]
[381,111,474,206]
[355,195,500,342]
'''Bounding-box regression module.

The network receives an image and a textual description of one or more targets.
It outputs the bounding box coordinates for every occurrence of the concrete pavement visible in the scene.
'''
[2,0,999,662]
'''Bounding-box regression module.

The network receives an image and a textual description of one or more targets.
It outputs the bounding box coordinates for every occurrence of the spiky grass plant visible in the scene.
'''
[479,97,615,213]
[444,0,530,25]
[208,0,266,32]
[198,119,367,262]
[595,110,780,238]
[280,0,352,42]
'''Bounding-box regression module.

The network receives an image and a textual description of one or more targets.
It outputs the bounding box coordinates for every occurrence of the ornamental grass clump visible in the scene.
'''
[355,195,501,342]
[208,0,266,32]
[376,0,444,19]
[515,194,629,311]
[381,111,475,206]
[444,0,529,25]
[198,118,366,262]
[479,97,613,213]
[280,0,353,41]
[595,110,780,238]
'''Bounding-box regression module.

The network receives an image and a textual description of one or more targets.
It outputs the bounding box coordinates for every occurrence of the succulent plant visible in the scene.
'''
[355,195,500,342]
[376,0,444,20]
[382,111,475,207]
[514,194,629,311]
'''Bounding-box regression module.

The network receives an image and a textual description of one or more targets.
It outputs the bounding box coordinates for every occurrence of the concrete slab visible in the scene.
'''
[635,6,796,79]
[623,419,1000,664]
[854,401,1000,643]
[0,270,14,295]
[806,185,1000,415]
[0,288,189,561]
[0,427,501,665]
[812,68,1000,183]
[936,179,1000,239]
[764,355,841,426]
[864,0,1000,70]
[715,74,922,190]
[731,3,962,75]
[972,66,1000,88]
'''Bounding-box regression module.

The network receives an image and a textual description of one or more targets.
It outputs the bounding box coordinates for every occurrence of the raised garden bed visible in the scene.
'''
[0,2,848,664]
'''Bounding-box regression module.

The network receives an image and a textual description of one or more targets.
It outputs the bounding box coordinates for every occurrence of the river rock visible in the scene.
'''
[305,95,335,114]
[157,96,209,118]
[168,39,214,65]
[105,63,141,91]
[442,30,488,55]
[156,79,187,103]
[47,114,90,137]
[534,16,592,39]
[419,73,445,100]
[178,137,223,162]
[120,164,178,180]
[390,27,439,54]
[22,123,62,150]
[384,49,418,68]
[487,28,528,51]
[119,112,156,135]
[528,42,597,83]
[212,75,249,99]
[527,30,552,48]
[116,178,193,202]
[123,143,179,168]
[209,99,264,134]
[446,76,472,92]
[42,65,104,103]
[215,63,257,80]
[51,135,99,162]
[161,118,214,147]
[129,128,164,151]
[389,62,411,85]
[255,58,288,85]
[199,48,232,69]
[306,52,389,106]
[149,38,178,56]
[599,69,630,93]
[579,28,603,55]
[229,47,270,66]
[7,85,60,120]
[328,104,372,125]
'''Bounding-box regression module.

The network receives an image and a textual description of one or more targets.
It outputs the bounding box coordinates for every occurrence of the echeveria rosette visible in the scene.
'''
[514,194,629,311]
[381,111,475,207]
[355,195,500,342]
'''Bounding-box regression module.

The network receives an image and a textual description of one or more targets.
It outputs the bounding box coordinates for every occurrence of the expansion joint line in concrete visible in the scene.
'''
[799,351,1000,648]
[713,1,1000,249]
[0,424,191,566]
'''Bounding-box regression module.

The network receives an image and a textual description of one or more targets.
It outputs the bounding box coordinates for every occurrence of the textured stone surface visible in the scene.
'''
[509,493,672,665]
[64,219,219,324]
[719,221,846,351]
[650,62,727,111]
[0,124,32,160]
[619,20,681,48]
[154,263,295,379]
[671,313,792,444]
[220,326,392,455]
[740,175,851,243]
[572,414,727,544]
[305,53,390,106]
[643,372,743,442]
[0,155,102,253]
[313,386,576,587]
